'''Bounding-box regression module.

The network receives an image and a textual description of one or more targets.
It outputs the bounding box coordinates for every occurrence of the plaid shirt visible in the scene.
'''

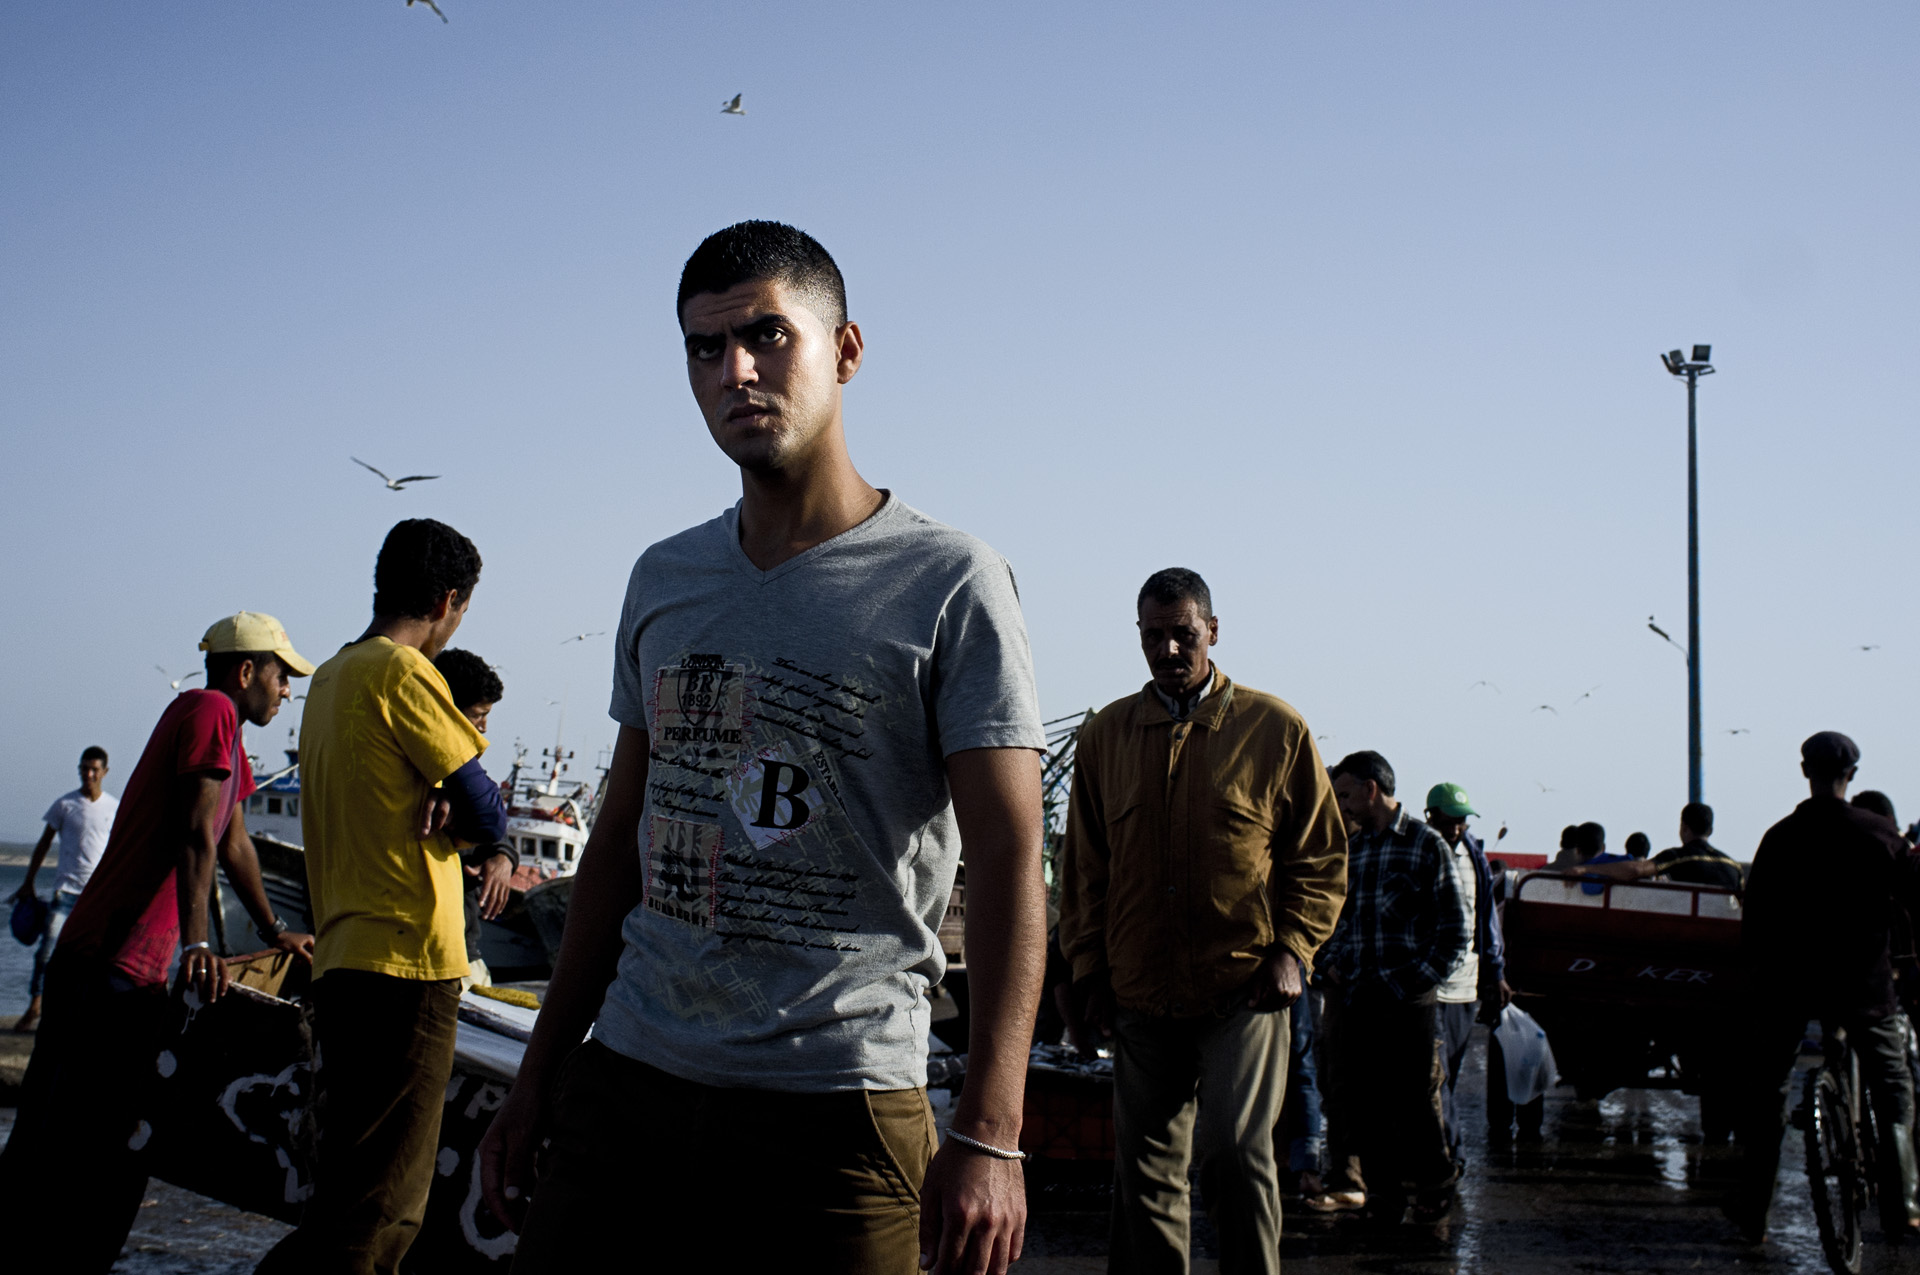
[1319,805,1468,1002]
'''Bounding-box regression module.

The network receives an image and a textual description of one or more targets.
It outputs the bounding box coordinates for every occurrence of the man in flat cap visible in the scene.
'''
[1730,731,1920,1242]
[0,612,316,1273]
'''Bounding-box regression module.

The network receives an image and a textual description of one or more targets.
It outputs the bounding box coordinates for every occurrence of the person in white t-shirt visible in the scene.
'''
[12,746,120,1029]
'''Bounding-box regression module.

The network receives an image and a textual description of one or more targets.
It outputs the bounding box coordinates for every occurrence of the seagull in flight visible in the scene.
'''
[406,0,448,22]
[1536,781,1556,793]
[1858,644,1881,652]
[559,632,606,645]
[1725,728,1750,735]
[1573,685,1601,706]
[721,94,746,116]
[352,457,440,491]
[1468,680,1502,694]
[156,665,203,692]
[1532,704,1558,715]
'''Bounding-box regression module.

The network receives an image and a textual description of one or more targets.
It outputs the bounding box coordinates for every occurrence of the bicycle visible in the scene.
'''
[1800,1024,1880,1275]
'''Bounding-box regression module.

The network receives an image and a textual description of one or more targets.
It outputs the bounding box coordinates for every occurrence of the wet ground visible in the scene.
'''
[1017,1031,1919,1274]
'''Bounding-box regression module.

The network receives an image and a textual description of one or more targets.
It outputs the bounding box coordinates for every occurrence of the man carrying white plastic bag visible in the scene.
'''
[1488,1005,1557,1140]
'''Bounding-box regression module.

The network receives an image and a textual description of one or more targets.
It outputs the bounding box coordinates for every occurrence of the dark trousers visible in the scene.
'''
[513,1039,937,1275]
[256,970,461,1275]
[0,951,173,1274]
[1437,1001,1477,1159]
[1315,990,1365,1194]
[1327,985,1457,1210]
[1734,1010,1920,1231]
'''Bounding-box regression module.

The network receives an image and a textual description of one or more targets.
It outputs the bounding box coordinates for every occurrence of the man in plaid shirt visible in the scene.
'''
[1310,750,1467,1223]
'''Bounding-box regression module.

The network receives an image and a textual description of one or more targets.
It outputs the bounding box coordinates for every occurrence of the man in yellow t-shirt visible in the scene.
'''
[259,518,505,1275]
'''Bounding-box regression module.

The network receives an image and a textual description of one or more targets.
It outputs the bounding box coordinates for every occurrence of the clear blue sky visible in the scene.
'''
[4,4,1916,860]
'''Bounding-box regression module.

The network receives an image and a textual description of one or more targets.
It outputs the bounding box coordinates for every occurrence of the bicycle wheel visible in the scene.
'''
[1805,1066,1866,1274]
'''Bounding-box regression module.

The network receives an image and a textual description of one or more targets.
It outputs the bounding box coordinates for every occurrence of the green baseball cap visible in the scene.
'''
[1425,782,1478,818]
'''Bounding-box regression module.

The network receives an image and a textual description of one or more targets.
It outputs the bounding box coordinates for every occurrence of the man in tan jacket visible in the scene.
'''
[1059,568,1347,1275]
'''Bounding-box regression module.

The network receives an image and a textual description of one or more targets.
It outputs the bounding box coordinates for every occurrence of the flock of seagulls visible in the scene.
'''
[1460,615,1887,802]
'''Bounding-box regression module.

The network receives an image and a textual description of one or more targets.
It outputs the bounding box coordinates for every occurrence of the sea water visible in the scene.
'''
[0,862,36,1014]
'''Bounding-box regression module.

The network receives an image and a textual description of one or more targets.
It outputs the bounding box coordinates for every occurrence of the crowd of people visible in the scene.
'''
[1,219,1917,1275]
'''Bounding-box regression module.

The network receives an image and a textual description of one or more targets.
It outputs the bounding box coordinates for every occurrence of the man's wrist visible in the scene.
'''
[949,1111,1022,1147]
[257,916,290,945]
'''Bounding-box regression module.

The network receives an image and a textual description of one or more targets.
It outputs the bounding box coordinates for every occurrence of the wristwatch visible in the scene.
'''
[257,916,290,945]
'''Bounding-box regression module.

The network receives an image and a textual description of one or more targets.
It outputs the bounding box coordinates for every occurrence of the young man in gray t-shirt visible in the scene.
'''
[482,222,1049,1274]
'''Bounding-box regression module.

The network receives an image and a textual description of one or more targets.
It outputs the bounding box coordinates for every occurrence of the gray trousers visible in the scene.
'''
[1111,1005,1289,1275]
[1437,1001,1477,1159]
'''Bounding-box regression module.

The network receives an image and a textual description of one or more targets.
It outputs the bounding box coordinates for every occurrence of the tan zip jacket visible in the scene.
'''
[1058,669,1348,1017]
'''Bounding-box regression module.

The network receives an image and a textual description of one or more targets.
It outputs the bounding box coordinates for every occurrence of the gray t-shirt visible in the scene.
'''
[595,493,1046,1091]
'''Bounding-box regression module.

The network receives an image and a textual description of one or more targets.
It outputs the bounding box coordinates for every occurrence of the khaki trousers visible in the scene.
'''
[1111,1005,1289,1275]
[513,1039,937,1275]
[256,970,462,1275]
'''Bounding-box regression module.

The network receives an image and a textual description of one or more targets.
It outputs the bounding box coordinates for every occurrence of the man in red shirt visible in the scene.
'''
[0,612,318,1273]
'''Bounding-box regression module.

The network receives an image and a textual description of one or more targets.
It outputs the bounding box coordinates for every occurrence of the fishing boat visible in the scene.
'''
[225,734,604,981]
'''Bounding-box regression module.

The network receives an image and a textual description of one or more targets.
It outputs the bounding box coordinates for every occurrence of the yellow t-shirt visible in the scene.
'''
[300,637,487,981]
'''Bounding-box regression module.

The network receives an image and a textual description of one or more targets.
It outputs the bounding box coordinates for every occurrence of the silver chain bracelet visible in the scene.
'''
[944,1130,1028,1162]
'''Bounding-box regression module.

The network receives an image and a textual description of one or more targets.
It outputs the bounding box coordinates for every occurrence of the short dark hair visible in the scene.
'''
[677,221,847,329]
[1329,750,1395,797]
[1560,825,1579,849]
[1624,831,1651,859]
[204,650,278,686]
[1853,791,1898,823]
[1575,821,1606,856]
[80,746,108,766]
[435,648,503,713]
[1137,567,1212,618]
[373,519,482,620]
[1681,802,1714,837]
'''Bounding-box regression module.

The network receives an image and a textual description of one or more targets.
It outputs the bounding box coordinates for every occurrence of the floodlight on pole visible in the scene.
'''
[1660,343,1715,804]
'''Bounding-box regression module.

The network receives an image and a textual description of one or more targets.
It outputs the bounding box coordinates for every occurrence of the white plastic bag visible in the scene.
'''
[1492,1005,1558,1105]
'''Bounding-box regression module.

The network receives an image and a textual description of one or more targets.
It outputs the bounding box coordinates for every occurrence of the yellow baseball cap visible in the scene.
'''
[198,611,315,677]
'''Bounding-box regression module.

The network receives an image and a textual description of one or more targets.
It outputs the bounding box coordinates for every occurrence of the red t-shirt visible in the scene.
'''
[59,690,257,986]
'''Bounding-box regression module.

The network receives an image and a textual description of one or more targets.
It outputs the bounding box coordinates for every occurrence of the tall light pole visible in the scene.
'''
[1660,344,1714,804]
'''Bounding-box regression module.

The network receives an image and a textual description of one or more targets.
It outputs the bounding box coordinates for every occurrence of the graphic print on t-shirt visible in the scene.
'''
[727,742,818,848]
[646,652,878,953]
[645,815,721,927]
